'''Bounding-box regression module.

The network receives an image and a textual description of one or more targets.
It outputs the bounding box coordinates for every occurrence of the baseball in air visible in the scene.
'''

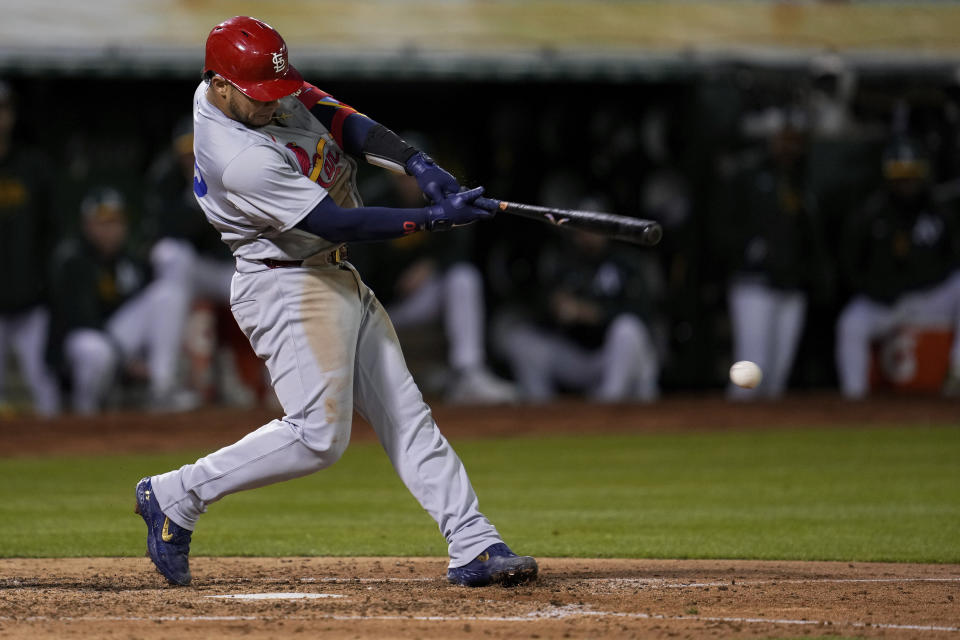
[729,361,763,389]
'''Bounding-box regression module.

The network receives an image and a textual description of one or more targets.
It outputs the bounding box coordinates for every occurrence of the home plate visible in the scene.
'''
[208,593,347,600]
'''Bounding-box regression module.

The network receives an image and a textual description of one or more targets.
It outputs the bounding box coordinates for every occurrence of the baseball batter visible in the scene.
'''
[134,16,536,588]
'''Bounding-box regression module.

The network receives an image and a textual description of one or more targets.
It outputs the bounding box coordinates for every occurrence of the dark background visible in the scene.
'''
[4,62,958,393]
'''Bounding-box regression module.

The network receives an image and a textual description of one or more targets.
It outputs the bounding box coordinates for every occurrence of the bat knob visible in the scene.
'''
[473,196,501,213]
[643,223,663,247]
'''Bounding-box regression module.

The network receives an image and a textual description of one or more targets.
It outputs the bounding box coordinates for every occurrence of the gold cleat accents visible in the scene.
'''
[161,517,174,542]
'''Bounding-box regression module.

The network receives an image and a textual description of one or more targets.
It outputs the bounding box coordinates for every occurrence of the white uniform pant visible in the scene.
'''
[387,262,485,372]
[836,271,960,398]
[495,312,659,402]
[64,273,192,414]
[727,280,806,400]
[0,306,61,416]
[151,261,501,566]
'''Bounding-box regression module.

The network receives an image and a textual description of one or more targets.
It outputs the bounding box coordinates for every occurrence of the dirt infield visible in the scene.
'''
[1,557,958,639]
[1,394,958,638]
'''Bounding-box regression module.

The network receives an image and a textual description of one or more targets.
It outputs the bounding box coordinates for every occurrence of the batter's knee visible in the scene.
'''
[303,435,349,469]
[296,414,352,469]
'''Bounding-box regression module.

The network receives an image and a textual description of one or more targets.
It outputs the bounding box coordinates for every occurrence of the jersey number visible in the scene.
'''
[193,162,208,197]
[287,139,343,188]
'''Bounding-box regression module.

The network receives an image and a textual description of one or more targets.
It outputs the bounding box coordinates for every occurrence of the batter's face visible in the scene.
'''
[208,76,279,128]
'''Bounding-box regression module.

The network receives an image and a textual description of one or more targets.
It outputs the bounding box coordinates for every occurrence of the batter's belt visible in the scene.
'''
[257,245,347,269]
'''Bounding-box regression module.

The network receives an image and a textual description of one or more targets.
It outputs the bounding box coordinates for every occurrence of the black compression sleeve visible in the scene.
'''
[362,124,419,171]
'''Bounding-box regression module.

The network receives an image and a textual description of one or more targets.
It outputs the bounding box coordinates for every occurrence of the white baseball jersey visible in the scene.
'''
[191,81,360,262]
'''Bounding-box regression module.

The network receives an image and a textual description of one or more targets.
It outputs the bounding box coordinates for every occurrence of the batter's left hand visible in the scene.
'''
[407,151,461,203]
[424,186,492,230]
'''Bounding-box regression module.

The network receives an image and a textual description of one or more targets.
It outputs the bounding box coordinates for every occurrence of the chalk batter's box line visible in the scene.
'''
[4,576,958,633]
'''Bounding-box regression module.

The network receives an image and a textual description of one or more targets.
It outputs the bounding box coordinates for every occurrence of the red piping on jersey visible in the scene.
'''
[295,81,330,107]
[295,81,357,149]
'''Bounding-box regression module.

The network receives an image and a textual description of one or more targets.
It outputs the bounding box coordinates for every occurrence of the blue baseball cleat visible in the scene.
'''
[447,543,538,587]
[134,477,193,586]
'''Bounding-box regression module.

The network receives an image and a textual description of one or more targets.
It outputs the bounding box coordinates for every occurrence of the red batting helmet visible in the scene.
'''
[203,16,303,102]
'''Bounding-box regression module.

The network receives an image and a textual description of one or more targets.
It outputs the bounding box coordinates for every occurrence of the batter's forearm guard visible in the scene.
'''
[361,124,419,174]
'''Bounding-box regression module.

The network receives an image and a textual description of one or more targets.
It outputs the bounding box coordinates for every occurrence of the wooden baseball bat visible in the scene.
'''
[474,197,662,247]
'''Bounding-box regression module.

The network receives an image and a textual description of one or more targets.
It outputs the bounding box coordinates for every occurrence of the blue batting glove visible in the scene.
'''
[407,151,461,204]
[424,186,492,230]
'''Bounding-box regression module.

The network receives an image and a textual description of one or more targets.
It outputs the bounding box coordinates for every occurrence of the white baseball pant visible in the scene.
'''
[386,262,486,372]
[727,280,807,399]
[0,306,61,416]
[836,270,960,398]
[64,269,193,413]
[495,311,659,402]
[150,260,503,566]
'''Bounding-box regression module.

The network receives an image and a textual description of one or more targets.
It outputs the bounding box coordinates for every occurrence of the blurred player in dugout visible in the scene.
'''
[491,195,662,403]
[712,105,831,400]
[835,136,960,398]
[0,79,62,416]
[350,136,518,405]
[142,118,266,406]
[46,187,195,413]
[143,118,236,305]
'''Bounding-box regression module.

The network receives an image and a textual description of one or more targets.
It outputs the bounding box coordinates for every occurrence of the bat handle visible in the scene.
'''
[474,196,503,213]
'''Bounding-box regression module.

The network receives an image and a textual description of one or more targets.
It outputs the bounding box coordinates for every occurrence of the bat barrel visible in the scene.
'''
[475,197,662,247]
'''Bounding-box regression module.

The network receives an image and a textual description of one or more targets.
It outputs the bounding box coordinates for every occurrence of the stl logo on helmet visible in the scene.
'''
[271,51,287,74]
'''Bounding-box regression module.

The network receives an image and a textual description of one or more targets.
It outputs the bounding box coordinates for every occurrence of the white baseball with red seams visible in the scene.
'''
[729,360,763,389]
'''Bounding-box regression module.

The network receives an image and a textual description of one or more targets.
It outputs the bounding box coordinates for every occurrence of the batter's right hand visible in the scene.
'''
[425,186,493,231]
